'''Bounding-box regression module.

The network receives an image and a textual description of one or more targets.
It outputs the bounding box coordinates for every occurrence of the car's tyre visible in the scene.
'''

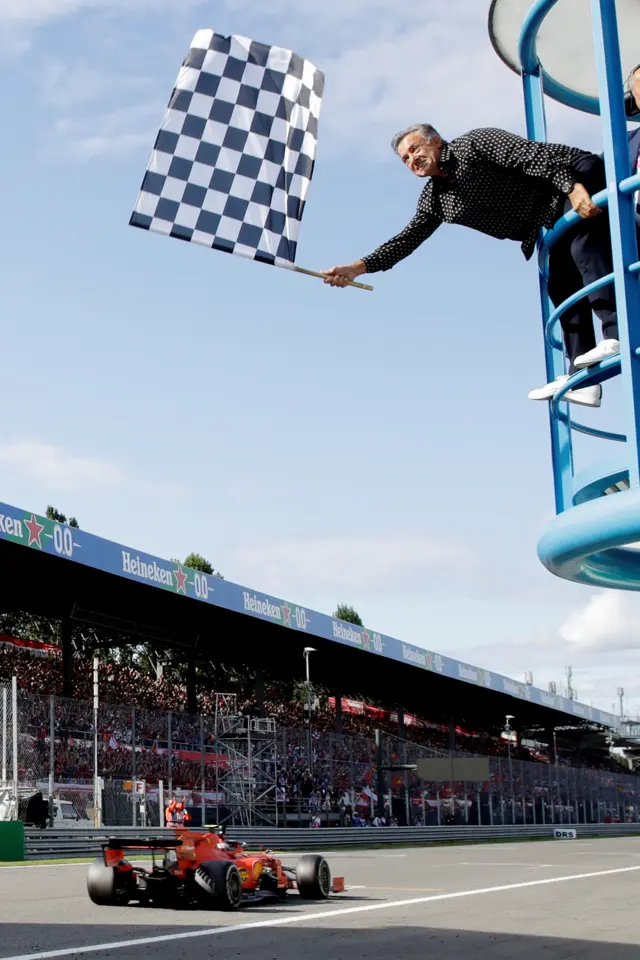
[87,858,132,906]
[195,860,243,910]
[295,855,331,900]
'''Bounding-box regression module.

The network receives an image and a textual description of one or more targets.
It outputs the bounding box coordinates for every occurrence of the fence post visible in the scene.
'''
[159,779,164,827]
[131,706,137,827]
[200,714,205,827]
[2,685,7,782]
[49,695,55,828]
[92,657,101,828]
[11,676,18,803]
[168,711,173,802]
[489,773,494,826]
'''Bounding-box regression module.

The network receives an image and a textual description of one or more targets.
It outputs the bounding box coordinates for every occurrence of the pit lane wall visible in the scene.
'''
[21,823,640,859]
[0,502,619,730]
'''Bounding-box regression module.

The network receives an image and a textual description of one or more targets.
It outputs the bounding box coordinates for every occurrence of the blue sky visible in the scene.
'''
[0,0,638,716]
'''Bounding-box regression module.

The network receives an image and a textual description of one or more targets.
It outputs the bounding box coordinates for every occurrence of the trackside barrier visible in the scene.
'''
[0,821,25,861]
[23,822,640,859]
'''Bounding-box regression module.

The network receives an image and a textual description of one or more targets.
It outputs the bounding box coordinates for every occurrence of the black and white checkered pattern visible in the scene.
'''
[130,30,324,266]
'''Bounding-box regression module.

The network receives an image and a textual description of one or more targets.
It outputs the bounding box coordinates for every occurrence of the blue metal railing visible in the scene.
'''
[518,0,602,116]
[518,0,640,517]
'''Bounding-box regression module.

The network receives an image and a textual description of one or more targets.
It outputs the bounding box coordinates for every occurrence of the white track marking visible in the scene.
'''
[0,863,90,871]
[1,865,639,960]
[572,850,640,856]
[306,853,406,858]
[458,861,553,867]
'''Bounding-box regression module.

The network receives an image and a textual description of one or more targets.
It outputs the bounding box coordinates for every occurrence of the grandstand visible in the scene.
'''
[0,499,638,828]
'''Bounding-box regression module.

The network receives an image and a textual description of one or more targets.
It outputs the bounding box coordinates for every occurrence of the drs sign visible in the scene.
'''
[553,828,577,840]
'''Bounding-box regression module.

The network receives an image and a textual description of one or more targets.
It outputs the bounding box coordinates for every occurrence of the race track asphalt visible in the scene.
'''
[1,836,639,959]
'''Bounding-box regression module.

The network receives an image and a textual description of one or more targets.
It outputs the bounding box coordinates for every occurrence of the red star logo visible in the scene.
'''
[25,514,45,549]
[174,564,188,595]
[282,603,291,626]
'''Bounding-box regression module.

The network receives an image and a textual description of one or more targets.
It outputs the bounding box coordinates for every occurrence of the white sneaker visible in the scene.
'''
[528,375,602,407]
[574,339,620,369]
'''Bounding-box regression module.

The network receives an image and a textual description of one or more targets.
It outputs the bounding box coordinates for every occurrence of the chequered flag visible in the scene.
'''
[130,30,324,267]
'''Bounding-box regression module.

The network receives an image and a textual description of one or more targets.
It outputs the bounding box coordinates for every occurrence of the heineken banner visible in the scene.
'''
[0,502,618,729]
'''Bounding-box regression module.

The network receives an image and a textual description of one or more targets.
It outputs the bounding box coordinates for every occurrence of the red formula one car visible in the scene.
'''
[87,826,344,910]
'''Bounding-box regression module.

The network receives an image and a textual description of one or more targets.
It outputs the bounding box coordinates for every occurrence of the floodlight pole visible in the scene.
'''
[375,728,385,820]
[1,685,7,783]
[11,676,17,809]
[303,648,316,774]
[506,715,515,823]
[93,654,101,827]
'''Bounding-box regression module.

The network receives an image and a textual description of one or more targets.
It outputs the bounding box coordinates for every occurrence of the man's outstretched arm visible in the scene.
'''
[469,127,601,218]
[323,208,441,287]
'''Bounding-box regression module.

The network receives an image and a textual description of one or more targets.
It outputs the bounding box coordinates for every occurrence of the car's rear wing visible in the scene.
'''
[104,836,183,850]
[102,836,184,867]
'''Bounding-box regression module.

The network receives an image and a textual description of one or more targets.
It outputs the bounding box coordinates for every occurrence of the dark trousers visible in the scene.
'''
[547,154,620,372]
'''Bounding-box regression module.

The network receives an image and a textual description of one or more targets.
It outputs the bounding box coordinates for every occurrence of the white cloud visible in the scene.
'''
[50,128,152,161]
[444,590,640,714]
[0,440,124,489]
[15,0,604,162]
[41,59,152,110]
[0,0,86,24]
[44,100,161,161]
[224,0,600,152]
[0,0,201,26]
[233,533,473,594]
[560,590,640,652]
[0,439,185,498]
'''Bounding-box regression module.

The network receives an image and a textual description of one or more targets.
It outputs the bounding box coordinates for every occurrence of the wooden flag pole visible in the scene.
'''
[293,265,374,291]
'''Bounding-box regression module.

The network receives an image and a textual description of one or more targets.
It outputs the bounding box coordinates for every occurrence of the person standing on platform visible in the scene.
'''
[626,63,640,227]
[322,125,622,408]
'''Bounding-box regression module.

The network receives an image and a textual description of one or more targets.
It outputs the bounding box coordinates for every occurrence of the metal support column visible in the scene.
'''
[591,0,640,487]
[2,685,7,783]
[49,695,55,827]
[11,676,18,805]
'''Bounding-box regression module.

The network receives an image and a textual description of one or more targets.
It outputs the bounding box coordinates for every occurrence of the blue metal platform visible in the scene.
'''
[491,0,640,588]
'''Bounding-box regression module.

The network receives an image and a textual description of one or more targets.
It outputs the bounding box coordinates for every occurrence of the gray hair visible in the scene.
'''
[390,123,441,154]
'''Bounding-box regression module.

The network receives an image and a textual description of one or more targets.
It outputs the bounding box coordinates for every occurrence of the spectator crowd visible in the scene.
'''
[2,640,637,826]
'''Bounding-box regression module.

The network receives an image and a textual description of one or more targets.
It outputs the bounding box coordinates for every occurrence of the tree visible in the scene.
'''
[46,506,80,529]
[183,553,213,574]
[333,603,363,626]
[183,553,224,578]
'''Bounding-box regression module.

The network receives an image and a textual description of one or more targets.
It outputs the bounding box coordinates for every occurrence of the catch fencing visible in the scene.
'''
[4,683,640,828]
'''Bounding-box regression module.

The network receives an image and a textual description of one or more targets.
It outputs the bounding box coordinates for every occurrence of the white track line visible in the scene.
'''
[0,864,90,871]
[2,865,639,960]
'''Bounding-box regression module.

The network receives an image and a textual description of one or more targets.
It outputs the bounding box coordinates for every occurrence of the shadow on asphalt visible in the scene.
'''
[0,923,637,959]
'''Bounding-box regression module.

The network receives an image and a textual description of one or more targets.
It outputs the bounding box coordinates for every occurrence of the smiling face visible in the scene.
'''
[396,131,444,177]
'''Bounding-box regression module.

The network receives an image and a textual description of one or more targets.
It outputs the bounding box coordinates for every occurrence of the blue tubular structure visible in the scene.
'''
[519,0,574,514]
[515,0,640,587]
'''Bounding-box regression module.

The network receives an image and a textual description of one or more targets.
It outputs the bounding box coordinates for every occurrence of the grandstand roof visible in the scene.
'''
[0,501,619,734]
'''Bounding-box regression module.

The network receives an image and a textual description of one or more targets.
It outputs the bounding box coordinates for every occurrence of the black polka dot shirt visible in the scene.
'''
[361,127,591,271]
